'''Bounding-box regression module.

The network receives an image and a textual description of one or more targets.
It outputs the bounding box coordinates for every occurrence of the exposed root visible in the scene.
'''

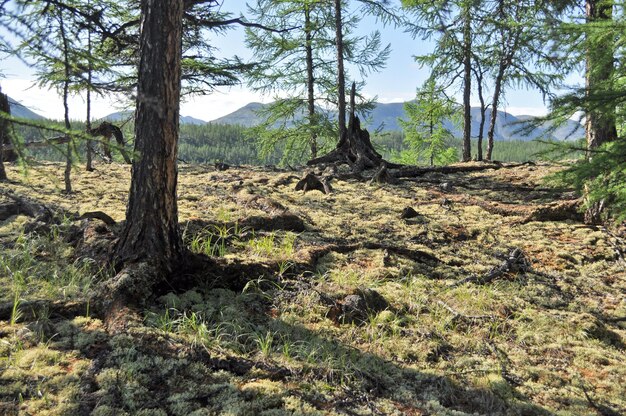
[298,242,440,270]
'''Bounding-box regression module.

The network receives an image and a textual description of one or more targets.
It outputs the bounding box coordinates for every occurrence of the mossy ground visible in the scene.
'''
[1,160,624,415]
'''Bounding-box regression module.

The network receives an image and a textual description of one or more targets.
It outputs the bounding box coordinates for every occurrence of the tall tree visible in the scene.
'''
[461,1,472,161]
[585,0,617,151]
[403,0,477,162]
[0,86,10,181]
[483,0,562,160]
[335,0,347,139]
[245,0,389,163]
[114,0,184,273]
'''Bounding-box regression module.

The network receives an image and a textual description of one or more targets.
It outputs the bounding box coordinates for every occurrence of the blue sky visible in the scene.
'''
[0,0,555,121]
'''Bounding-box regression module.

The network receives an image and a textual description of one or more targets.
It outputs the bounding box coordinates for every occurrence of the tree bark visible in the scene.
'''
[585,0,617,153]
[486,61,505,161]
[304,5,318,159]
[461,7,472,162]
[114,0,184,273]
[58,9,72,194]
[334,0,346,141]
[85,18,94,172]
[472,63,487,161]
[0,87,10,181]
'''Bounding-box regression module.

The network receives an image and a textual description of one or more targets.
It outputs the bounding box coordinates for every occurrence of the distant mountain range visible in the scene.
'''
[102,110,207,125]
[208,101,584,142]
[8,97,46,120]
[7,96,584,142]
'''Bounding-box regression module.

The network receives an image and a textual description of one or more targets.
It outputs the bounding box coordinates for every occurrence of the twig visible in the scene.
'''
[436,300,494,322]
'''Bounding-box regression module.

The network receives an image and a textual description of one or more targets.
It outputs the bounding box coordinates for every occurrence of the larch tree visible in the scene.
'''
[483,0,563,161]
[245,0,390,164]
[403,0,477,162]
[399,79,459,166]
[0,86,10,181]
[113,0,184,276]
[585,0,618,151]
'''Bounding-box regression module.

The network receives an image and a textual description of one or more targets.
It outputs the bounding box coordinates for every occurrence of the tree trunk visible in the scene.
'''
[304,5,317,159]
[461,7,472,162]
[114,0,184,274]
[486,62,505,161]
[472,64,486,161]
[585,0,617,153]
[85,22,94,172]
[58,10,72,194]
[0,87,9,181]
[334,0,346,141]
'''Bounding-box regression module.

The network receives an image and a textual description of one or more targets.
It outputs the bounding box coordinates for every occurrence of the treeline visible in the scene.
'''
[13,120,577,167]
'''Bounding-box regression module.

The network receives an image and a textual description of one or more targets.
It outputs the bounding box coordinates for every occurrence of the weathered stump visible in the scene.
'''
[89,121,132,164]
[295,173,333,194]
[307,83,398,173]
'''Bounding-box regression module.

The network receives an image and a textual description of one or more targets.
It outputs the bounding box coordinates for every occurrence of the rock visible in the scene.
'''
[329,287,390,325]
[400,207,419,219]
[215,162,230,171]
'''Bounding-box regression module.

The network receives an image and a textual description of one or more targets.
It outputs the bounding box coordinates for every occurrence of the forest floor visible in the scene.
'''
[0,160,625,416]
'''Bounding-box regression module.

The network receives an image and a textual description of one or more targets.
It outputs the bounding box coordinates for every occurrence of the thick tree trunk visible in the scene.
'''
[114,0,184,273]
[304,6,317,159]
[585,0,617,153]
[461,8,472,162]
[334,0,346,140]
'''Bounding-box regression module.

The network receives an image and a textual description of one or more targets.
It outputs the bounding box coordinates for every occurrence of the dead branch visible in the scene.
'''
[298,242,440,269]
[449,248,530,288]
[78,211,117,226]
[391,161,534,179]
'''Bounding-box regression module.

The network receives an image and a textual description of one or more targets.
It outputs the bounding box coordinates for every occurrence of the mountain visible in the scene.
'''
[7,97,46,120]
[209,102,268,127]
[207,101,584,142]
[102,111,207,125]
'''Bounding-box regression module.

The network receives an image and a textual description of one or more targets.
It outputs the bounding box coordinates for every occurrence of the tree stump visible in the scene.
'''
[295,172,332,194]
[307,83,397,173]
[89,121,132,164]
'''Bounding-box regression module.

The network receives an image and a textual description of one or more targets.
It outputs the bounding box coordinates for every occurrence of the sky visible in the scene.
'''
[0,0,556,122]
